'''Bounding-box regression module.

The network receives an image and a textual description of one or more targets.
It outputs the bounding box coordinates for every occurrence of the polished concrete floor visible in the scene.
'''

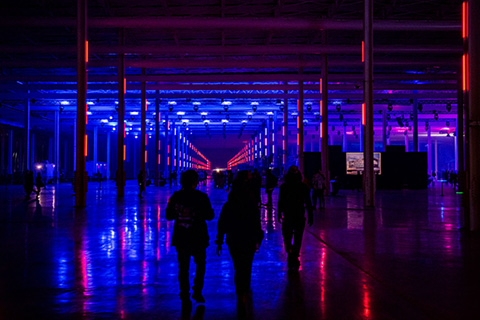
[0,179,478,319]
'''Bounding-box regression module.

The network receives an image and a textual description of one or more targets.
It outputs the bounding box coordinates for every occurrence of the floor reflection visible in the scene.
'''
[0,181,477,319]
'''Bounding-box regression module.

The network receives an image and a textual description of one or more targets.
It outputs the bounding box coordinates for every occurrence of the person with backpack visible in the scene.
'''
[166,170,215,313]
[277,165,313,271]
[311,169,326,209]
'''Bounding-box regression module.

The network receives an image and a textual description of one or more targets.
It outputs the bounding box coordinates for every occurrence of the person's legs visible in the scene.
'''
[319,189,325,208]
[291,219,306,269]
[229,246,255,318]
[176,247,192,301]
[282,223,294,255]
[192,247,207,303]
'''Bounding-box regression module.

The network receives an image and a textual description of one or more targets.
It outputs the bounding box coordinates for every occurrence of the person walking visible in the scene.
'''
[137,170,146,198]
[311,169,326,209]
[216,170,264,319]
[277,165,313,271]
[265,169,278,213]
[166,170,215,313]
[35,172,45,198]
[24,170,34,198]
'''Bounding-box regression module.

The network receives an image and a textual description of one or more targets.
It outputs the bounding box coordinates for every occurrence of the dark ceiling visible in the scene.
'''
[0,0,464,166]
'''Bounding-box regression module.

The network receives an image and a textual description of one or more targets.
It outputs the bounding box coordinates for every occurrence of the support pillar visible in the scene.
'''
[93,125,98,173]
[106,131,111,179]
[343,124,347,152]
[164,113,169,176]
[283,94,288,171]
[31,133,35,167]
[8,130,13,175]
[117,29,126,197]
[1,135,4,175]
[321,54,329,190]
[73,122,76,171]
[75,0,87,207]
[155,94,160,186]
[457,64,465,192]
[427,125,432,175]
[25,97,30,171]
[382,111,387,152]
[468,0,480,230]
[404,131,409,152]
[298,80,304,173]
[454,126,458,171]
[434,139,438,177]
[176,126,180,173]
[63,139,67,177]
[140,68,146,176]
[413,97,419,152]
[363,0,375,207]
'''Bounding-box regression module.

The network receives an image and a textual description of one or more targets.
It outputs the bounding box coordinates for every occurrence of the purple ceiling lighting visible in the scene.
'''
[0,0,464,169]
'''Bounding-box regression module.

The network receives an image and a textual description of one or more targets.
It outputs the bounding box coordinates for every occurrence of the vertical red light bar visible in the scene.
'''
[145,151,147,163]
[362,41,365,62]
[362,103,366,125]
[85,41,89,63]
[123,145,126,161]
[85,105,88,125]
[124,78,126,94]
[297,99,300,147]
[84,134,88,157]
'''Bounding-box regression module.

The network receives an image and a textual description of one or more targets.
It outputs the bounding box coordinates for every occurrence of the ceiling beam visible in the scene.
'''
[0,17,460,31]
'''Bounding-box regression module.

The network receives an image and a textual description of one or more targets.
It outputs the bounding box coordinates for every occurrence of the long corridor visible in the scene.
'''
[0,181,478,319]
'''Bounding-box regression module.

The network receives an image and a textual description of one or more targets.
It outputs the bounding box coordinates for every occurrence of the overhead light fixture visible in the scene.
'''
[387,103,393,112]
[87,101,94,105]
[177,111,185,115]
[130,111,139,115]
[306,103,312,112]
[335,104,341,112]
[60,101,70,106]
[446,103,452,112]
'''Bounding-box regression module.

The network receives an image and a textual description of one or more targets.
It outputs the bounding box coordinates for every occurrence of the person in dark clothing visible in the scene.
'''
[35,172,45,198]
[311,169,326,209]
[166,170,215,312]
[265,169,278,213]
[24,170,34,198]
[216,170,264,319]
[137,170,146,198]
[277,165,313,271]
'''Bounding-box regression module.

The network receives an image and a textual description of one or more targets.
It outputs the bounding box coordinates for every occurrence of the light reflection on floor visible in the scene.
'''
[0,180,478,319]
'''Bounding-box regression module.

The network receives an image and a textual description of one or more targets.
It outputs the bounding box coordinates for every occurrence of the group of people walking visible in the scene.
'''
[166,165,314,318]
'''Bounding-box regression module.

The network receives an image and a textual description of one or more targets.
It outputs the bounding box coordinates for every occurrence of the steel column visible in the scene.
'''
[31,133,35,166]
[468,0,480,230]
[343,125,347,152]
[8,130,13,175]
[54,110,60,183]
[434,139,438,176]
[427,125,432,175]
[106,131,110,179]
[298,80,304,173]
[404,131,409,152]
[93,125,98,173]
[75,0,87,207]
[363,0,375,207]
[283,94,288,171]
[382,111,387,152]
[457,64,465,192]
[140,68,146,178]
[24,97,30,171]
[154,94,160,185]
[413,97,419,152]
[321,54,329,191]
[117,29,126,197]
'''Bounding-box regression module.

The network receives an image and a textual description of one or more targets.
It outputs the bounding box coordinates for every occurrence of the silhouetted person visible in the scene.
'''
[216,170,264,319]
[166,170,215,313]
[265,169,278,213]
[277,165,313,271]
[35,172,44,198]
[24,170,34,198]
[311,169,326,209]
[137,170,146,198]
